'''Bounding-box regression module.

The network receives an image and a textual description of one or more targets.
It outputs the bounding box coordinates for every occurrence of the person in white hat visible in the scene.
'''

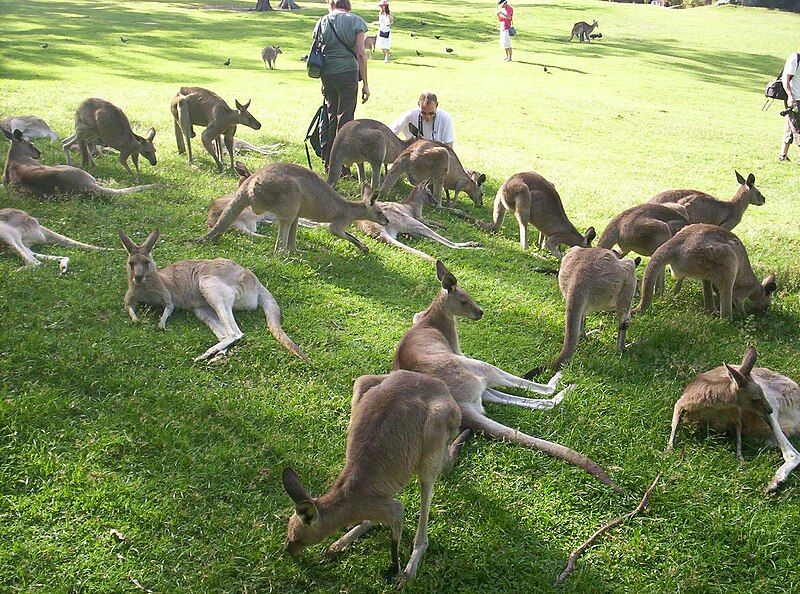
[497,0,514,62]
[376,0,394,63]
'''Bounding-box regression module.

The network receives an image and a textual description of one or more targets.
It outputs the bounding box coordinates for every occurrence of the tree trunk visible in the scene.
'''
[279,0,301,8]
[254,0,273,10]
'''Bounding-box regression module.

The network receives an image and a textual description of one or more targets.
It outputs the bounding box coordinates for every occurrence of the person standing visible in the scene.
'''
[497,0,514,62]
[779,48,800,162]
[313,0,370,172]
[390,92,455,148]
[376,0,394,63]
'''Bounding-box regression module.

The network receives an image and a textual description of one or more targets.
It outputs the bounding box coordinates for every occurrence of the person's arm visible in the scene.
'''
[440,115,455,147]
[355,31,369,103]
[390,111,411,138]
[784,56,797,105]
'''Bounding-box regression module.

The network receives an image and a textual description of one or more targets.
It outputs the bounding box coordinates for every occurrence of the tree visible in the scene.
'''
[254,0,273,10]
[279,0,301,8]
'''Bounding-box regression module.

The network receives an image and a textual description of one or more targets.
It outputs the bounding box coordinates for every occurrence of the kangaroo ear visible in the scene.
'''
[282,467,311,504]
[12,129,24,141]
[762,273,777,295]
[746,173,755,187]
[740,346,757,376]
[436,260,457,292]
[725,363,749,389]
[408,122,420,137]
[361,182,376,204]
[235,99,244,111]
[584,226,596,245]
[295,500,319,525]
[141,228,160,254]
[242,98,252,110]
[118,230,138,254]
[1,128,12,140]
[477,173,486,186]
[146,127,156,142]
[734,170,746,185]
[234,161,251,178]
[633,256,642,266]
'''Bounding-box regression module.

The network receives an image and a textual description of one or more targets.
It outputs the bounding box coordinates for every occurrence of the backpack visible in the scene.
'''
[304,104,328,170]
[765,54,798,102]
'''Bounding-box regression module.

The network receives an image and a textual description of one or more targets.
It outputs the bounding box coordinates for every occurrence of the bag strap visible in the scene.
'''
[304,105,324,169]
[328,16,358,61]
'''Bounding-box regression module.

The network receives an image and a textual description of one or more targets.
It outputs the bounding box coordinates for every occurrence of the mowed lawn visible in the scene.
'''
[2,0,800,591]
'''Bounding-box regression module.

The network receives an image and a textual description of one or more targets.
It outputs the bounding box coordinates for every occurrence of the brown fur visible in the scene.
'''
[261,45,282,69]
[568,20,598,42]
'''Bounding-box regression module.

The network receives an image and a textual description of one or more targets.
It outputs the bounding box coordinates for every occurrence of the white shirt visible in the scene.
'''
[390,107,455,144]
[378,12,393,33]
[784,52,800,99]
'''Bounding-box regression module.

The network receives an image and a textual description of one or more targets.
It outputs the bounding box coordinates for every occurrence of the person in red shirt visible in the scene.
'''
[497,0,514,62]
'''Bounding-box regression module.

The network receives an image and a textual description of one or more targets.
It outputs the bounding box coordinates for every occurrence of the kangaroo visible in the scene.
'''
[119,229,308,362]
[481,171,595,257]
[206,162,321,238]
[198,163,389,253]
[568,20,598,42]
[0,208,104,272]
[364,34,377,52]
[648,171,766,231]
[634,224,776,319]
[358,182,482,261]
[2,129,157,198]
[170,86,262,173]
[282,371,470,583]
[327,119,414,190]
[392,260,622,492]
[261,45,282,69]
[61,98,157,178]
[526,247,638,377]
[667,346,800,493]
[0,115,58,142]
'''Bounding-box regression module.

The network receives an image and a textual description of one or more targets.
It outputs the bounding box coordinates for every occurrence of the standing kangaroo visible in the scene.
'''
[648,171,766,231]
[261,45,282,69]
[2,129,157,198]
[170,86,262,173]
[358,182,482,261]
[667,346,800,493]
[61,98,157,178]
[379,137,450,207]
[119,229,308,362]
[481,171,595,256]
[282,371,470,583]
[327,119,413,190]
[198,163,389,253]
[568,20,598,42]
[0,208,103,272]
[526,247,639,377]
[392,260,622,492]
[634,224,776,319]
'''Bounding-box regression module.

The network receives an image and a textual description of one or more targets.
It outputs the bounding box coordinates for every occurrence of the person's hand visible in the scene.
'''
[362,84,370,104]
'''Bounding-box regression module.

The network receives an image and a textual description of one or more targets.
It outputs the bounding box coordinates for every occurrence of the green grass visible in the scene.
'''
[2,0,800,591]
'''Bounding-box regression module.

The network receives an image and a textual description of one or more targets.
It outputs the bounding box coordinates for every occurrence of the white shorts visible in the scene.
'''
[499,30,511,49]
[376,32,391,50]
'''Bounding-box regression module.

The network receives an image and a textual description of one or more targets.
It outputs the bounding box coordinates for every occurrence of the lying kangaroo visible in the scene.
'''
[171,86,262,173]
[0,115,58,142]
[206,162,320,238]
[392,260,622,491]
[327,119,413,190]
[358,182,482,261]
[61,98,157,178]
[527,247,638,376]
[283,371,470,583]
[649,171,766,231]
[634,224,776,319]
[119,229,308,362]
[198,163,389,253]
[481,171,595,256]
[668,346,800,493]
[568,20,598,42]
[261,45,282,69]
[0,208,103,272]
[2,129,157,198]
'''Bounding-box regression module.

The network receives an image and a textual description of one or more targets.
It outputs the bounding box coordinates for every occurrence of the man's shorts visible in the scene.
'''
[499,29,511,49]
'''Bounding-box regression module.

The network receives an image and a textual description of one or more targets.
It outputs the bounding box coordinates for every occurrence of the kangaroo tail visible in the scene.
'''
[41,227,103,251]
[197,187,251,242]
[378,230,436,262]
[551,297,585,372]
[93,183,159,196]
[481,190,507,232]
[258,285,310,362]
[461,409,623,493]
[634,242,673,314]
[378,153,411,198]
[326,142,345,186]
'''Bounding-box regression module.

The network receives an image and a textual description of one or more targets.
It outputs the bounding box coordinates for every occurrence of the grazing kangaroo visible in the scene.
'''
[119,229,308,362]
[648,171,765,231]
[282,371,470,583]
[568,20,598,42]
[0,115,58,141]
[327,119,414,190]
[170,86,262,173]
[2,129,157,198]
[392,260,622,492]
[667,346,800,493]
[379,137,450,207]
[527,247,638,377]
[634,224,776,319]
[358,182,482,261]
[261,45,282,69]
[198,163,389,253]
[0,208,103,272]
[61,98,157,178]
[206,162,320,238]
[481,171,595,256]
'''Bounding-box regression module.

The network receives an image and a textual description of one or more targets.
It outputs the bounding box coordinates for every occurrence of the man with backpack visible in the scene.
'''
[779,49,800,162]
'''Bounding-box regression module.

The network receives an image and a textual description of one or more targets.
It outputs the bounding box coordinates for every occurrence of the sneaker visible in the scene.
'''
[779,155,790,162]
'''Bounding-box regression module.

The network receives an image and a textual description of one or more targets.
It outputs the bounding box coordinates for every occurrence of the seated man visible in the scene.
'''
[390,92,455,147]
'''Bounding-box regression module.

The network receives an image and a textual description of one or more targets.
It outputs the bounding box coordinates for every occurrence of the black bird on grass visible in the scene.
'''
[300,54,308,61]
[543,66,548,72]
[40,42,48,48]
[434,35,441,39]
[420,20,427,26]
[120,36,128,43]
[415,50,421,56]
[223,58,231,66]
[445,47,453,53]
[410,32,416,37]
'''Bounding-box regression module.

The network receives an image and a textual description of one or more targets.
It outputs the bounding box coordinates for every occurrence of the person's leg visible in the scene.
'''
[780,113,793,161]
[336,70,359,132]
[789,103,800,160]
